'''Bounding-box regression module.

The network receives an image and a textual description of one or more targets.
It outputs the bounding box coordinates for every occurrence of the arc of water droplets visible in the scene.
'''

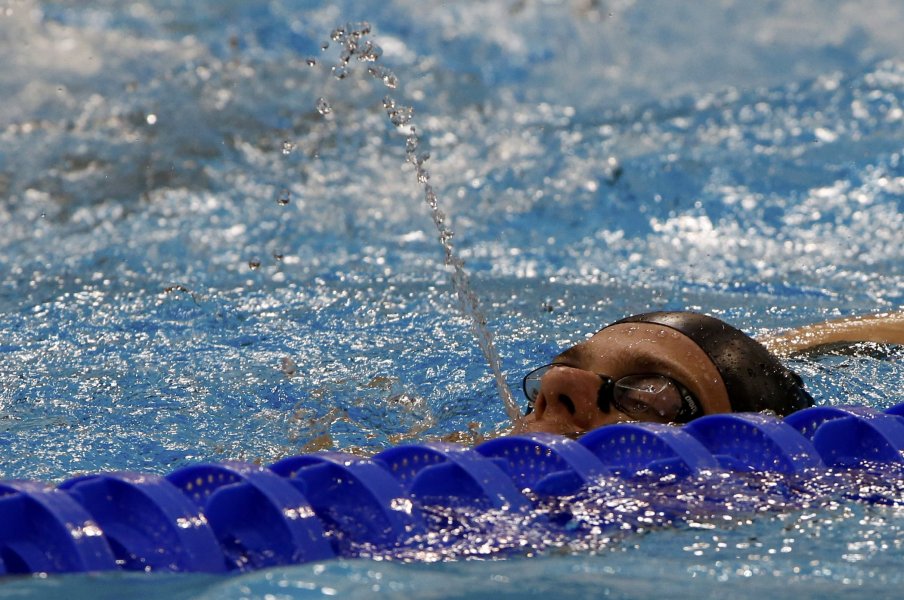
[315,22,521,424]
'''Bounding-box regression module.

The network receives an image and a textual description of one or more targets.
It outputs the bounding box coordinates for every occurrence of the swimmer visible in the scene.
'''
[515,310,904,436]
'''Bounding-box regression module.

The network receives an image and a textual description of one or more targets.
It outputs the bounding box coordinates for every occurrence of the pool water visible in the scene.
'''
[1,0,903,597]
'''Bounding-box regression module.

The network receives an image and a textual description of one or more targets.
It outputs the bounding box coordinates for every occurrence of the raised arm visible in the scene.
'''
[758,311,904,357]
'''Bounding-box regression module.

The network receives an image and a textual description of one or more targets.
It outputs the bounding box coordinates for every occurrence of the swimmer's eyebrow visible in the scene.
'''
[554,345,586,365]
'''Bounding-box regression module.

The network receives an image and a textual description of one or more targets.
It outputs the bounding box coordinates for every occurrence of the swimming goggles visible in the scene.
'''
[522,363,703,424]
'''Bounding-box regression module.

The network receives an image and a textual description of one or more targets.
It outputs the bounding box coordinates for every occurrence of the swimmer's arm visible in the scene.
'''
[758,311,904,357]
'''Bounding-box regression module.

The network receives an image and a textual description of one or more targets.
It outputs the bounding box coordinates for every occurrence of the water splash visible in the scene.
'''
[314,22,521,424]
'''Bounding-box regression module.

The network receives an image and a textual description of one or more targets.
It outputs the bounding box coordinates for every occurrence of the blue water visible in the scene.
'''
[1,0,903,597]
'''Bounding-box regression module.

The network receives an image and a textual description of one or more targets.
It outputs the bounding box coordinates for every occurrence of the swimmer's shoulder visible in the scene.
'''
[758,311,904,357]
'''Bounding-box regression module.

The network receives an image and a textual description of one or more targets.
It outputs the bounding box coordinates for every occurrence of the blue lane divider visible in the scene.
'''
[373,442,530,511]
[167,461,334,571]
[474,432,610,496]
[886,401,904,418]
[5,408,904,576]
[784,405,885,441]
[0,481,117,574]
[270,452,426,556]
[811,412,904,467]
[59,472,226,573]
[683,413,825,474]
[579,422,721,477]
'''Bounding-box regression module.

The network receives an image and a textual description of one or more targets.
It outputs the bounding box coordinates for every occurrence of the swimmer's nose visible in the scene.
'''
[528,366,604,434]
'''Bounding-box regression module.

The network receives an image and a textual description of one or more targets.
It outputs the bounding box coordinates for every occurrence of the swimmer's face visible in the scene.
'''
[514,323,731,436]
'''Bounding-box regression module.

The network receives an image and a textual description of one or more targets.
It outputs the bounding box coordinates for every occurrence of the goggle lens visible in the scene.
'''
[613,374,684,422]
[522,364,552,404]
[521,365,701,423]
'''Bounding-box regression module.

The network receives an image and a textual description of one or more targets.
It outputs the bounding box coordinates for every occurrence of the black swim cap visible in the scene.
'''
[613,311,814,416]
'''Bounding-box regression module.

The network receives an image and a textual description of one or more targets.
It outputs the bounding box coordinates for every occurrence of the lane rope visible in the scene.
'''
[1,402,902,575]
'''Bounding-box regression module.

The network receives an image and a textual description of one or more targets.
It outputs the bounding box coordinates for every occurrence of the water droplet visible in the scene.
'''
[272,251,284,262]
[316,97,332,116]
[369,66,398,89]
[388,105,413,126]
[306,58,317,67]
[330,26,346,41]
[390,497,413,514]
[248,260,261,270]
[382,71,398,89]
[320,42,329,51]
[281,140,295,155]
[348,21,371,37]
[331,65,348,80]
[604,156,623,185]
[277,189,291,205]
[357,40,382,62]
[146,113,157,125]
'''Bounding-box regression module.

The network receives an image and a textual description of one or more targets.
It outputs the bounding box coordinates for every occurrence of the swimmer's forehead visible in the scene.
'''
[552,323,685,365]
[554,326,625,364]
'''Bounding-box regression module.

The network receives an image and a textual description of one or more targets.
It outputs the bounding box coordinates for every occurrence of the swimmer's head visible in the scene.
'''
[516,311,813,436]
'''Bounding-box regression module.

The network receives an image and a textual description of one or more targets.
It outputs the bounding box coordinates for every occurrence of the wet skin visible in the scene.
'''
[514,323,732,436]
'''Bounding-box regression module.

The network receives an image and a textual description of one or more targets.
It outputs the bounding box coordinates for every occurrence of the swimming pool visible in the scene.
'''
[1,0,903,597]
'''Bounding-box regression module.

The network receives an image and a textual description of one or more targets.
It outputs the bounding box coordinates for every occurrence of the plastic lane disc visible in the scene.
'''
[0,480,117,574]
[373,442,530,510]
[579,422,721,477]
[784,405,884,441]
[474,432,609,496]
[886,402,904,418]
[270,452,426,556]
[811,412,904,467]
[60,472,226,573]
[167,461,333,571]
[683,413,825,474]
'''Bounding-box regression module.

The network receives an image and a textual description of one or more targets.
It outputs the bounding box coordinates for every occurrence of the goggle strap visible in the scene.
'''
[675,384,701,423]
